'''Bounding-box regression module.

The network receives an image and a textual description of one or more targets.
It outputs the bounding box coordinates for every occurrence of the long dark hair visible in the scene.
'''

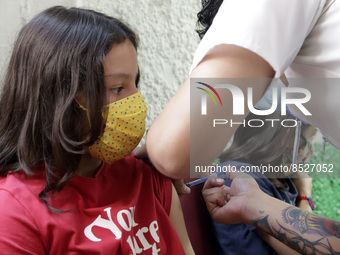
[196,0,223,39]
[0,6,138,209]
[220,111,294,169]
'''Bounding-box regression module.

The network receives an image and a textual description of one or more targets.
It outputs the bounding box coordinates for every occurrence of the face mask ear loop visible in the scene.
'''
[292,120,302,166]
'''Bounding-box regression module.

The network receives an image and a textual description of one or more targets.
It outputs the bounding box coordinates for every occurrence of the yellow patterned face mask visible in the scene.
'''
[79,92,147,164]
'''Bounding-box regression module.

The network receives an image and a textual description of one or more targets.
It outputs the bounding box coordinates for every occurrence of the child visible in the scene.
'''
[0,6,194,255]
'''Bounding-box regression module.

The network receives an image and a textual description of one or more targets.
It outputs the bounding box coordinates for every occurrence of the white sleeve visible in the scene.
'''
[190,0,326,77]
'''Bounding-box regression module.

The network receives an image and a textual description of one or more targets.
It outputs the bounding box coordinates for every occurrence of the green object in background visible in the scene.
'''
[310,143,340,220]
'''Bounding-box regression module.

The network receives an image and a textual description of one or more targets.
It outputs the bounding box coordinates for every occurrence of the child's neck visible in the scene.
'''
[76,154,102,178]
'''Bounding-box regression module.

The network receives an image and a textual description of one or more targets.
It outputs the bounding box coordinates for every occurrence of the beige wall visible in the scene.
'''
[0,0,200,136]
[0,0,78,81]
[80,0,200,131]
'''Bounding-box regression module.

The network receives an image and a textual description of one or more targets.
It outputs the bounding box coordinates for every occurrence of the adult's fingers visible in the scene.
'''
[202,185,228,208]
[203,177,225,190]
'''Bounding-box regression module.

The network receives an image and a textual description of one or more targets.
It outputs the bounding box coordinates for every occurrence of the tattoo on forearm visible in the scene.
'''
[282,206,310,233]
[282,206,340,238]
[253,206,340,255]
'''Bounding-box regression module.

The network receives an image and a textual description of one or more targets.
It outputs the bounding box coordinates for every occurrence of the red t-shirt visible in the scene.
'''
[0,155,185,255]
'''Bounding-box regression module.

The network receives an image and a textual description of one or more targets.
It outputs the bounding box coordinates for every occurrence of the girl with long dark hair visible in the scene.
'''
[0,6,194,254]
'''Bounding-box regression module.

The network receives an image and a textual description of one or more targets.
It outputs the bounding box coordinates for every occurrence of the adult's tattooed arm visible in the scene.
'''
[202,172,340,255]
[253,205,340,255]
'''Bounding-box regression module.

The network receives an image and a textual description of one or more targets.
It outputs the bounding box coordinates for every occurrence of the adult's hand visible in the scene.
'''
[203,171,340,254]
[202,171,263,225]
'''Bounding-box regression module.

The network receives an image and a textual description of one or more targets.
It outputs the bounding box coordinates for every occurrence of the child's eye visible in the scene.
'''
[110,87,123,94]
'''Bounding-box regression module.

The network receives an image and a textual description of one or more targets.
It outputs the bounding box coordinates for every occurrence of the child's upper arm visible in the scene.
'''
[0,189,45,254]
[169,184,195,255]
[149,165,194,254]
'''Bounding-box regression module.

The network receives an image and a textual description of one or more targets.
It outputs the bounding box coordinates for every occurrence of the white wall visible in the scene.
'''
[0,0,200,136]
